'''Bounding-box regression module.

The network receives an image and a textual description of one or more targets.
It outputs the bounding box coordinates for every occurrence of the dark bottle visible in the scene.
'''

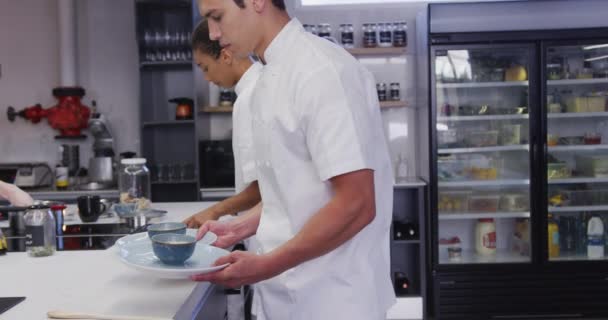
[376,83,387,102]
[394,272,410,296]
[393,22,407,47]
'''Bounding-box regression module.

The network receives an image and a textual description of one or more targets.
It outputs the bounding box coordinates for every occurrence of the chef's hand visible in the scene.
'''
[183,208,221,228]
[196,220,242,249]
[191,251,277,288]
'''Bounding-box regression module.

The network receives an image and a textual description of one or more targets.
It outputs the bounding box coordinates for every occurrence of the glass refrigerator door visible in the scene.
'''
[546,42,608,262]
[434,46,533,265]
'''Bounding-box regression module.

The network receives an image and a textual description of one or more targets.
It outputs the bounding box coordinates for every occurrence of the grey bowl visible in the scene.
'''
[151,233,196,265]
[113,203,138,217]
[147,222,187,238]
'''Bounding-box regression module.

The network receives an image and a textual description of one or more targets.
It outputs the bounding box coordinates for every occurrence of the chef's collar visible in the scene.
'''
[235,62,262,96]
[263,18,304,65]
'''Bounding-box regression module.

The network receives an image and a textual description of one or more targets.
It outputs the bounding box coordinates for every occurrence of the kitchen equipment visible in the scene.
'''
[393,220,418,240]
[0,163,53,188]
[24,204,56,257]
[6,87,91,138]
[169,97,194,120]
[118,158,151,210]
[77,195,107,223]
[87,110,116,186]
[199,140,235,187]
[60,144,80,176]
[393,272,410,296]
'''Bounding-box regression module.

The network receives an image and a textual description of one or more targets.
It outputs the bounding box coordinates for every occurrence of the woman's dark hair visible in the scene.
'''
[233,0,286,10]
[191,19,222,59]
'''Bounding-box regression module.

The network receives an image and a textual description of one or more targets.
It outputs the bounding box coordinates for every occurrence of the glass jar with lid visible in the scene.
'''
[393,22,407,47]
[378,23,393,48]
[376,82,387,101]
[318,23,332,39]
[119,158,151,211]
[24,204,56,257]
[339,24,354,48]
[362,23,377,48]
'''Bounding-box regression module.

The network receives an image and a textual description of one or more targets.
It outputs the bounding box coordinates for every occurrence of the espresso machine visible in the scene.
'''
[81,107,116,190]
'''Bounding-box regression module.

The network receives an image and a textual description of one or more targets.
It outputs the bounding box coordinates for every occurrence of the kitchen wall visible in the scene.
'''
[0,0,139,170]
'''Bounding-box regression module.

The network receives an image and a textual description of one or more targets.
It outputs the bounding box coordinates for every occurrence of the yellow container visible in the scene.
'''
[548,214,560,258]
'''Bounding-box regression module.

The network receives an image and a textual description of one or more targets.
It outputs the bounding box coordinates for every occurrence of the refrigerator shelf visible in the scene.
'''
[439,179,530,187]
[437,114,529,121]
[440,250,530,265]
[550,254,608,262]
[548,177,608,184]
[437,81,529,89]
[549,205,608,212]
[547,112,608,119]
[547,78,608,86]
[438,145,529,154]
[549,144,608,152]
[438,212,530,220]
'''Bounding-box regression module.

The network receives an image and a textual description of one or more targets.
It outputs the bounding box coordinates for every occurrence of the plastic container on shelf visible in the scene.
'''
[438,191,471,212]
[437,158,469,181]
[576,155,608,177]
[119,158,151,211]
[499,193,528,212]
[475,218,496,256]
[547,162,571,180]
[469,195,500,213]
[587,215,604,259]
[465,130,499,147]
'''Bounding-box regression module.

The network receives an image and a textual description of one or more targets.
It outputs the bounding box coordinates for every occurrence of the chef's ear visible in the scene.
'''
[220,48,234,65]
[251,0,265,13]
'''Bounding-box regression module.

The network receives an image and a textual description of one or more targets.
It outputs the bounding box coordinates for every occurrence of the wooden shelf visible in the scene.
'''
[380,100,408,109]
[199,106,233,113]
[346,47,406,56]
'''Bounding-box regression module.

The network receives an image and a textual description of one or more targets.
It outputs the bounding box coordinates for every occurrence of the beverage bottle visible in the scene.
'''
[548,214,560,258]
[587,215,604,259]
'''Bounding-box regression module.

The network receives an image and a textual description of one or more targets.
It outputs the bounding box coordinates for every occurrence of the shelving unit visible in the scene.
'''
[547,78,608,86]
[346,47,407,56]
[549,205,608,212]
[550,254,608,262]
[439,212,530,220]
[437,114,529,121]
[548,177,608,184]
[440,250,530,264]
[437,81,529,89]
[136,0,199,202]
[547,112,608,119]
[438,144,528,154]
[439,179,530,187]
[548,144,608,152]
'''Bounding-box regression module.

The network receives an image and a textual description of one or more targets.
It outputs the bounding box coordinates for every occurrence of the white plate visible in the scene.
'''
[114,229,217,249]
[117,240,230,279]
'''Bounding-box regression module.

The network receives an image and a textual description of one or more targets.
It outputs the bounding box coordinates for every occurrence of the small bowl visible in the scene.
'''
[151,233,196,265]
[147,222,187,238]
[113,203,138,217]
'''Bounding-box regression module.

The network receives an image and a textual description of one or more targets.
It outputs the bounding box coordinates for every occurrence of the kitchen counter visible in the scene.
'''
[28,188,120,203]
[0,202,226,320]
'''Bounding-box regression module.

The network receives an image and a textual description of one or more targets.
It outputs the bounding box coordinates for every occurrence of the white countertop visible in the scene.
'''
[0,202,219,320]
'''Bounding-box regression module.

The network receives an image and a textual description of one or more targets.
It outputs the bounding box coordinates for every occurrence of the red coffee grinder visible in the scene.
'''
[7,87,91,139]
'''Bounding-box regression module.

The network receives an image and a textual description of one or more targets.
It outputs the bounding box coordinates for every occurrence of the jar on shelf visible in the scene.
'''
[24,204,56,257]
[119,158,151,211]
[393,22,407,47]
[318,23,332,39]
[362,23,377,48]
[376,82,387,101]
[220,88,235,107]
[475,218,496,256]
[339,24,354,48]
[378,23,393,48]
[390,82,401,101]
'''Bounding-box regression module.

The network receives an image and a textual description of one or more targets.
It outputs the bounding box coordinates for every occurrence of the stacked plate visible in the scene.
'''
[115,229,230,279]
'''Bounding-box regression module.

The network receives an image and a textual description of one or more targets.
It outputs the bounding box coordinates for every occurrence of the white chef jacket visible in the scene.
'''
[233,62,262,194]
[250,18,395,320]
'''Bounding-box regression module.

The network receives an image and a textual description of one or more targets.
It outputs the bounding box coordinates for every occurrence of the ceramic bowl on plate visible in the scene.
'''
[147,222,187,238]
[112,203,138,217]
[151,233,196,265]
[115,228,217,250]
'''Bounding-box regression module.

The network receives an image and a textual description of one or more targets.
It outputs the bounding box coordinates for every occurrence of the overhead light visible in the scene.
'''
[585,55,608,62]
[583,44,608,50]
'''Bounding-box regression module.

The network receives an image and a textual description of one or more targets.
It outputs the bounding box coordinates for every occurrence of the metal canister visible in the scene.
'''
[376,83,387,102]
[390,82,401,101]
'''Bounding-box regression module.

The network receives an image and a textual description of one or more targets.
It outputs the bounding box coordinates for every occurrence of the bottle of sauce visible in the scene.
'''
[548,214,560,258]
[475,218,496,255]
[587,215,604,259]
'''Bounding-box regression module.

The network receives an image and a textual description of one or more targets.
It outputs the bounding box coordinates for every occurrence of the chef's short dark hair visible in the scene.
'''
[232,0,286,10]
[191,19,222,59]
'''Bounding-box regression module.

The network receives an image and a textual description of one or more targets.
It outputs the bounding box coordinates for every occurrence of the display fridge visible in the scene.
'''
[419,1,608,319]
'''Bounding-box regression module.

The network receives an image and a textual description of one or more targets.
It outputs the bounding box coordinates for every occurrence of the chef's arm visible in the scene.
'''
[265,169,375,272]
[184,181,262,228]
